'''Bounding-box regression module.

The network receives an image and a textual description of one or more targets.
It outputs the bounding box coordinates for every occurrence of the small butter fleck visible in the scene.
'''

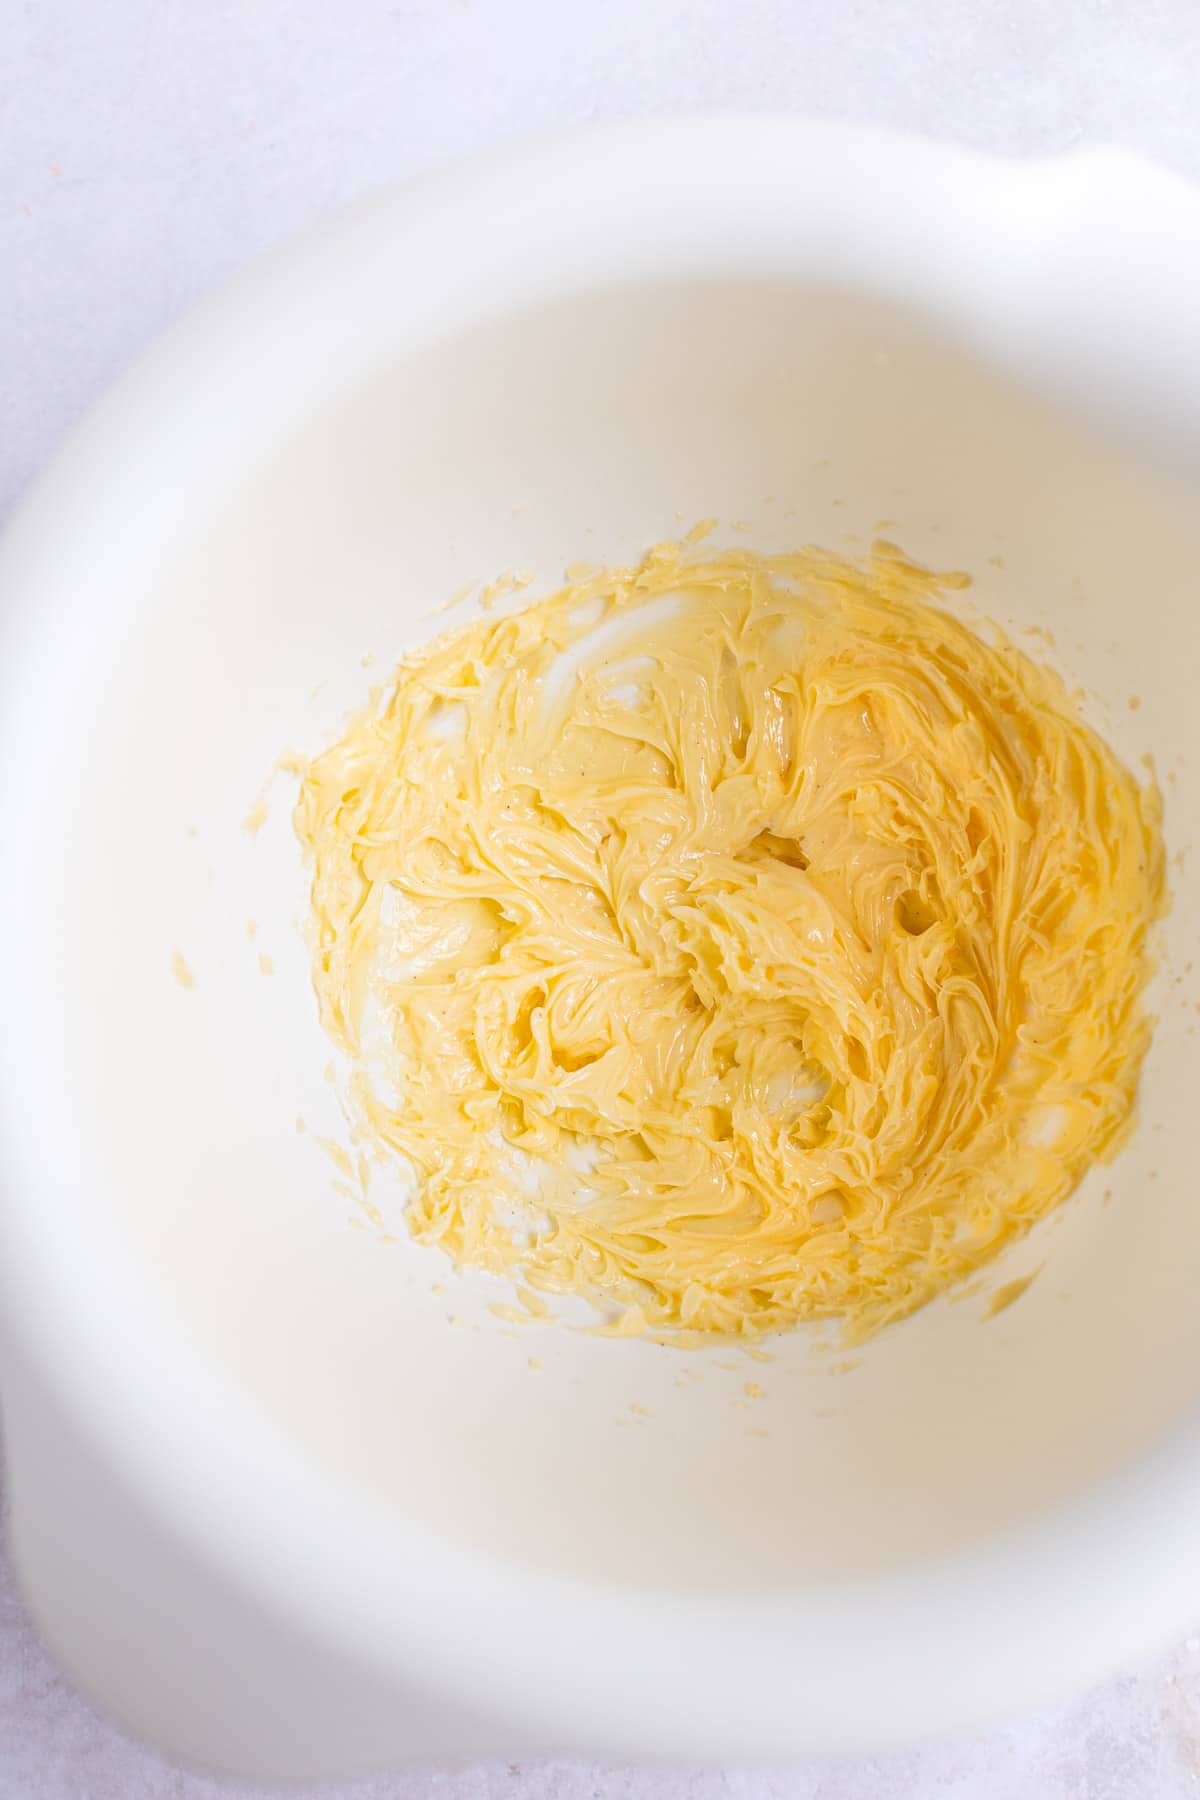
[171,950,194,989]
[984,1270,1039,1319]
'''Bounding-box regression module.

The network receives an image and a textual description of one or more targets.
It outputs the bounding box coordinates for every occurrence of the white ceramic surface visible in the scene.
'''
[2,116,1200,1783]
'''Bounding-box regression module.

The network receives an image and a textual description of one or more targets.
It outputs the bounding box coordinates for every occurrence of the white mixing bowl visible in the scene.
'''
[2,118,1200,1782]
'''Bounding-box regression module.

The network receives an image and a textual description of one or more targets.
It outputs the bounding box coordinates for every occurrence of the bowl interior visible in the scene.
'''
[44,278,1200,1593]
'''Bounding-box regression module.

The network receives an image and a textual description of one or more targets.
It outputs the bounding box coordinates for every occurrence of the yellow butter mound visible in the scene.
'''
[294,540,1165,1340]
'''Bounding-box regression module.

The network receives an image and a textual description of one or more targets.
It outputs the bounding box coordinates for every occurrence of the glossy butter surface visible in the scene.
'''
[295,539,1164,1339]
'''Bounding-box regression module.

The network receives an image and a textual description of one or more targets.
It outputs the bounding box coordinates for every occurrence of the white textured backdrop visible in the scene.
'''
[4,1,1200,1794]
